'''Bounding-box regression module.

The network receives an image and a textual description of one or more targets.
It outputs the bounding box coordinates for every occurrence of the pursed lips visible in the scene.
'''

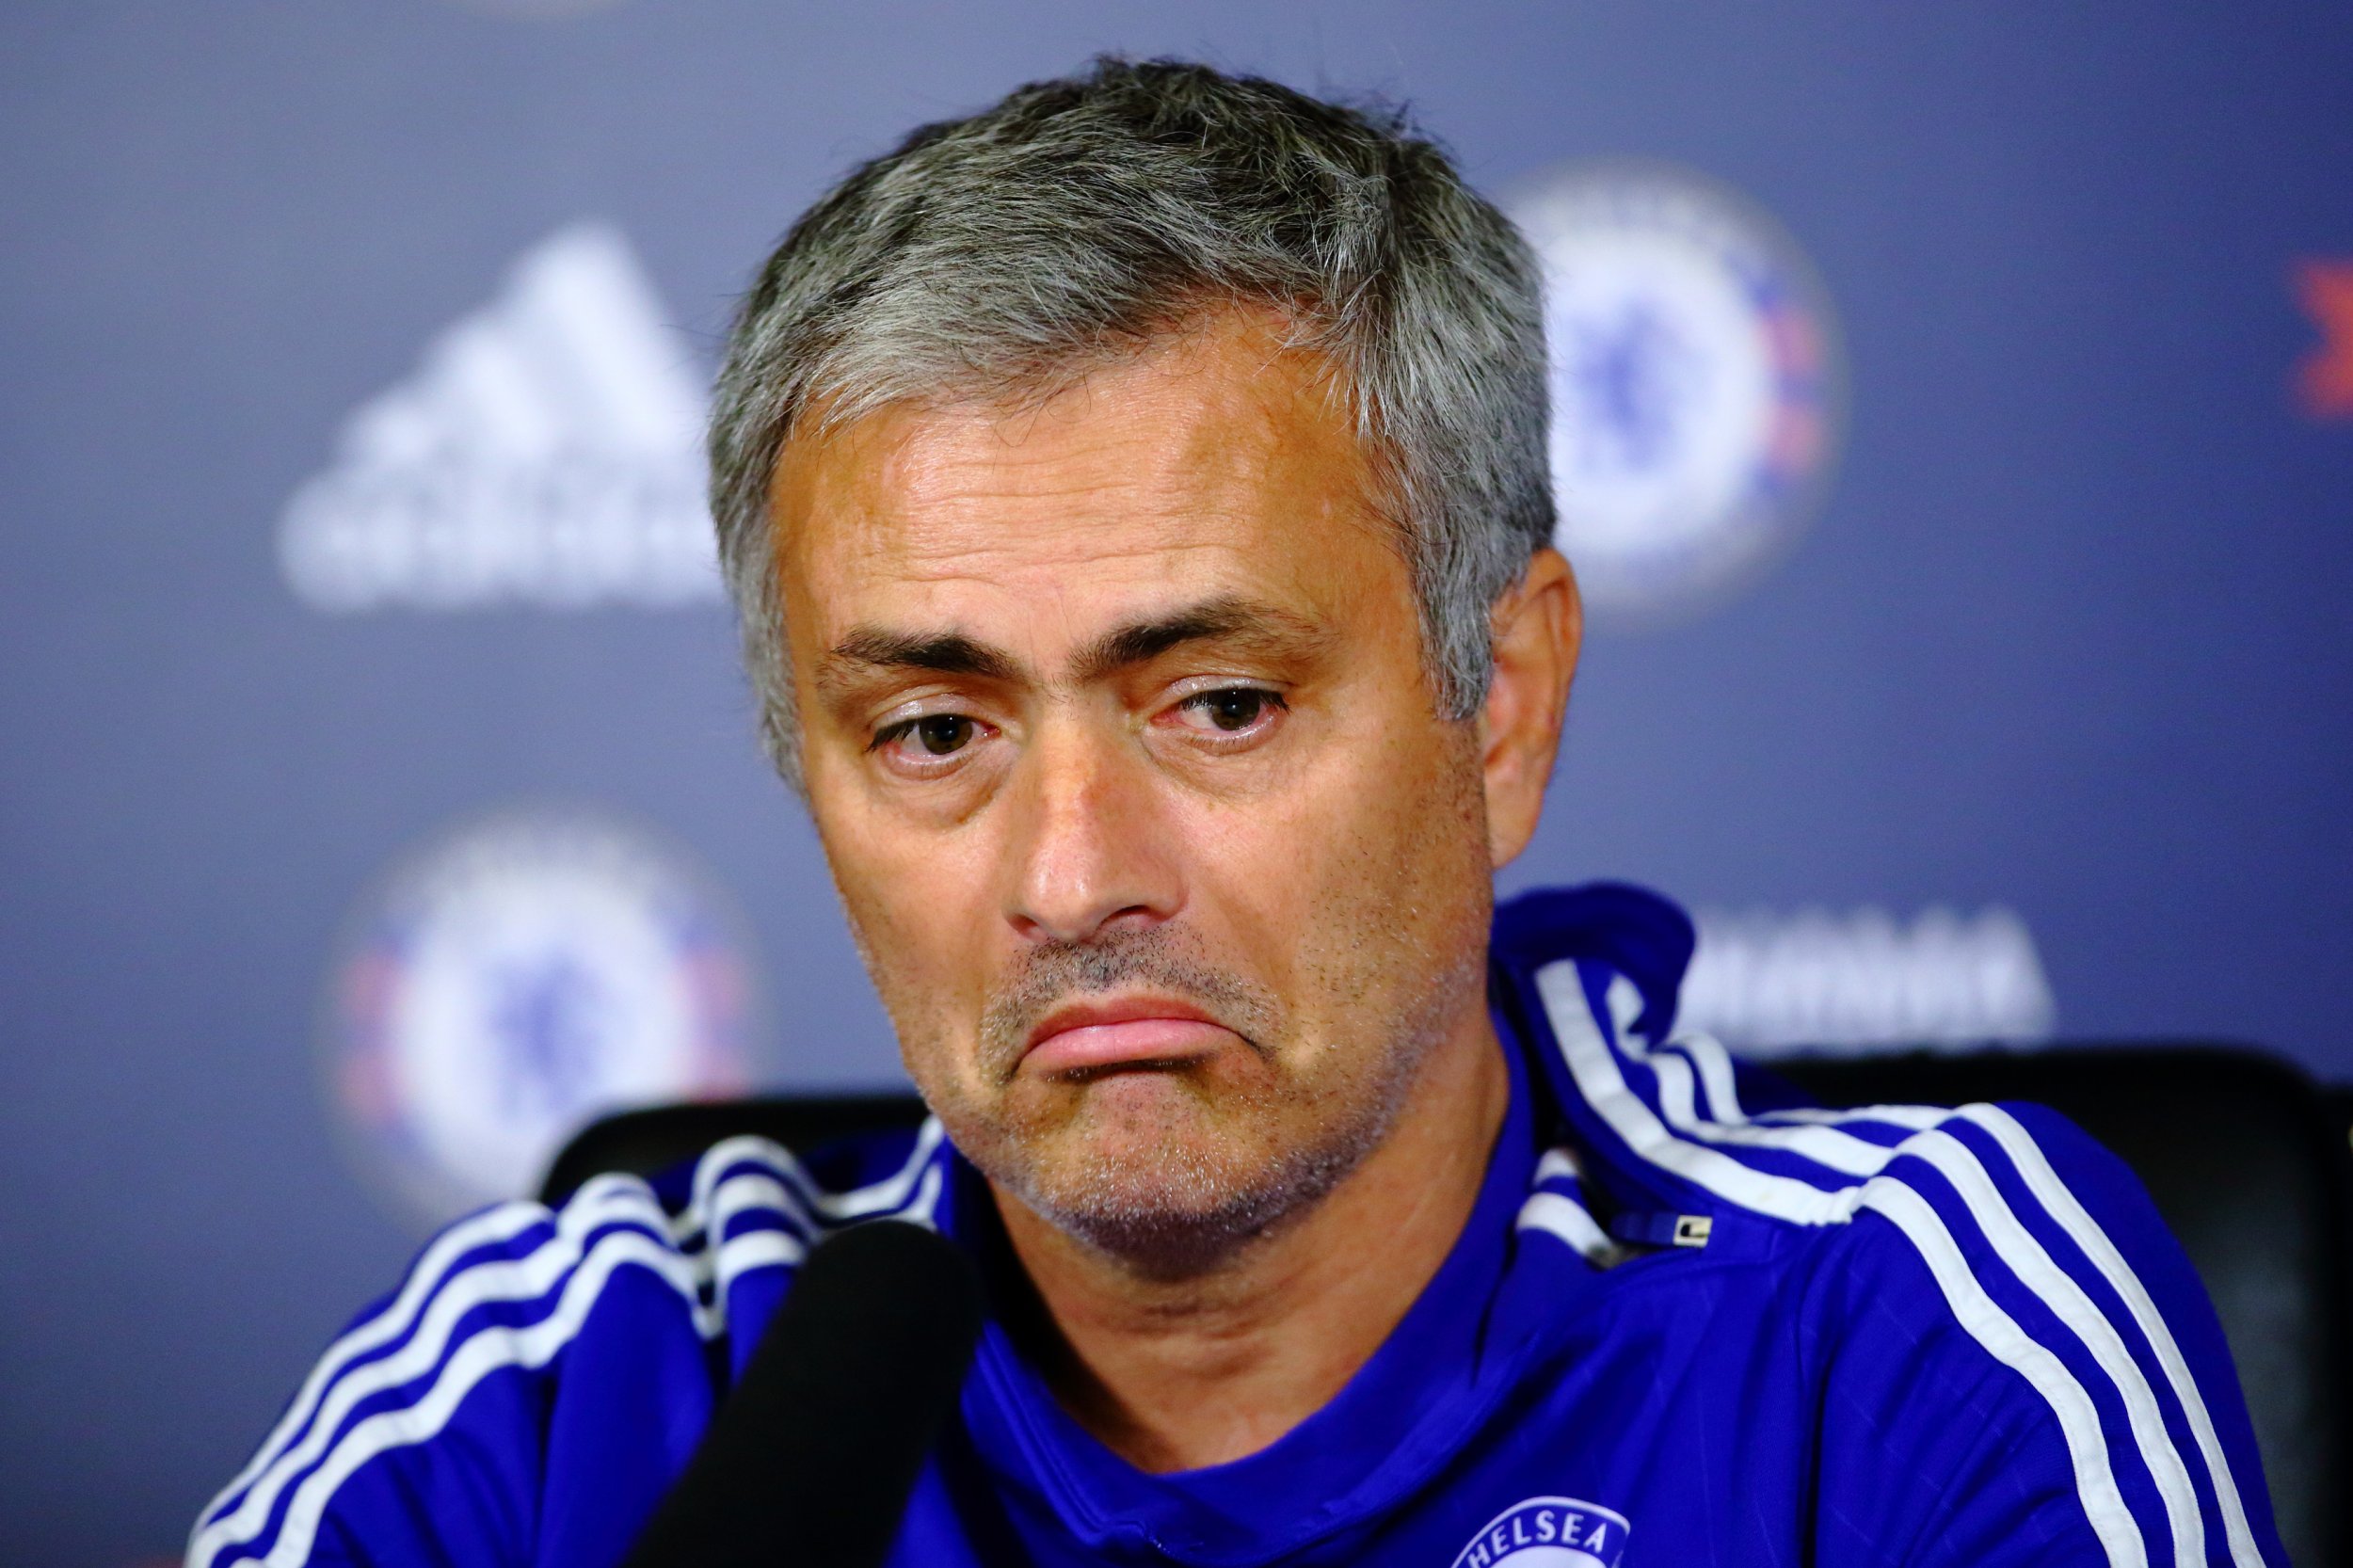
[1018,995,1240,1075]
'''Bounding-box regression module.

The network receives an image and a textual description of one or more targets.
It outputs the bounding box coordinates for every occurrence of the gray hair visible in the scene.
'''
[709,56,1554,791]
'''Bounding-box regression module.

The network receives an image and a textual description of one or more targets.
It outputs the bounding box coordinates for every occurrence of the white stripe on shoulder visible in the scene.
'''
[189,1196,550,1544]
[1858,1179,2148,1568]
[1749,1103,1950,1131]
[1671,1034,1747,1124]
[1649,1044,1893,1177]
[674,1121,946,1303]
[254,1226,705,1568]
[198,1120,954,1568]
[1652,1014,2253,1564]
[1962,1106,2266,1568]
[1534,1145,1587,1187]
[704,1155,950,1291]
[1537,962,1862,1225]
[1901,1128,2205,1564]
[1609,996,1901,1181]
[682,1115,946,1242]
[1533,961,2220,1566]
[190,1176,697,1568]
[1517,1191,1622,1266]
[1518,1144,1623,1264]
[822,1117,949,1221]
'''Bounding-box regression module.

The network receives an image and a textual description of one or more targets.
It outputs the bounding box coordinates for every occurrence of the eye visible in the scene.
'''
[1167,686,1287,741]
[872,711,990,770]
[1195,690,1268,731]
[909,714,975,755]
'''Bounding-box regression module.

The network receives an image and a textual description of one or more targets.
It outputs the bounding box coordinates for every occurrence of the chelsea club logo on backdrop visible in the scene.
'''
[1510,161,1844,625]
[1449,1496,1630,1567]
[325,807,761,1225]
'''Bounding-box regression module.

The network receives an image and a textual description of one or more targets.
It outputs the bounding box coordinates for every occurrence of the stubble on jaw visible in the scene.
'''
[832,728,1496,1285]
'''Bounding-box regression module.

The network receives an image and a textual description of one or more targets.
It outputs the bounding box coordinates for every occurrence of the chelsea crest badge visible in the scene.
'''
[1449,1496,1630,1567]
[1510,159,1845,626]
[323,807,761,1225]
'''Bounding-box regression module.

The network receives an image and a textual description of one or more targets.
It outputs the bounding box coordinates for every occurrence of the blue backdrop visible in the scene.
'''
[4,3,2350,1562]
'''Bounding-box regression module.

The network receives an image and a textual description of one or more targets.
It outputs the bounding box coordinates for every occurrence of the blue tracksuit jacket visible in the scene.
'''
[190,884,2283,1567]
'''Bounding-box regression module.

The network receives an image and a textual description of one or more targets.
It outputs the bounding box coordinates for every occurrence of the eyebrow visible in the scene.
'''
[819,594,1330,695]
[1072,596,1326,683]
[824,628,1022,684]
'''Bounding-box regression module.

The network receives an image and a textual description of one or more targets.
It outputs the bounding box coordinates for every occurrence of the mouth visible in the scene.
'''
[1018,994,1241,1077]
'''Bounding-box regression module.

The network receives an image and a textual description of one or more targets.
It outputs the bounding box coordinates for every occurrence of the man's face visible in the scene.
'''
[772,313,1513,1269]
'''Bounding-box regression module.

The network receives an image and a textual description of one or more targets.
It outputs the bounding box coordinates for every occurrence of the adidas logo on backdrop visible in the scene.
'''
[280,223,723,612]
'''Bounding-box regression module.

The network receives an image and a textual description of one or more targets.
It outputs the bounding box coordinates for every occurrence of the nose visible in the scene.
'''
[1003,715,1182,946]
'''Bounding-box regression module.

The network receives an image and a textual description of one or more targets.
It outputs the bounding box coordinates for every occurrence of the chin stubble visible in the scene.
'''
[968,918,1480,1282]
[843,730,1493,1281]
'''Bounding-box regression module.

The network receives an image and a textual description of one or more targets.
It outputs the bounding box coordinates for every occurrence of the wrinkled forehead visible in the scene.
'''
[765,313,1407,654]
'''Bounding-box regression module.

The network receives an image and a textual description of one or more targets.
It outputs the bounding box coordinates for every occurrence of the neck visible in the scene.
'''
[988,1005,1513,1473]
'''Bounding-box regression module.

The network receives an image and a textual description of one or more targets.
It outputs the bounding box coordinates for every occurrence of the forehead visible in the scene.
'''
[767,313,1406,644]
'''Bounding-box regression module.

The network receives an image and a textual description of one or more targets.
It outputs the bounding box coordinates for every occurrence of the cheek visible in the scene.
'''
[1186,721,1487,1012]
[817,810,999,1054]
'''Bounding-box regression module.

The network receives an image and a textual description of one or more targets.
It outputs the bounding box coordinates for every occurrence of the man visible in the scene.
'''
[193,59,2281,1567]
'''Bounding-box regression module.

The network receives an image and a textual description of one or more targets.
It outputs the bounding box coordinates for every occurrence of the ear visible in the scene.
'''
[1478,548,1581,869]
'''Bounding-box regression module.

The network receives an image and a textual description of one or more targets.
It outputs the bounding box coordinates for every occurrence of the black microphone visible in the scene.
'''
[620,1218,985,1568]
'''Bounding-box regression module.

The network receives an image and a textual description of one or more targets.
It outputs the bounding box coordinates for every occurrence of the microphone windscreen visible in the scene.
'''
[621,1217,985,1568]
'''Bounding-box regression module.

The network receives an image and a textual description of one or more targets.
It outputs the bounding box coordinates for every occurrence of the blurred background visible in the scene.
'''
[4,2,2350,1561]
